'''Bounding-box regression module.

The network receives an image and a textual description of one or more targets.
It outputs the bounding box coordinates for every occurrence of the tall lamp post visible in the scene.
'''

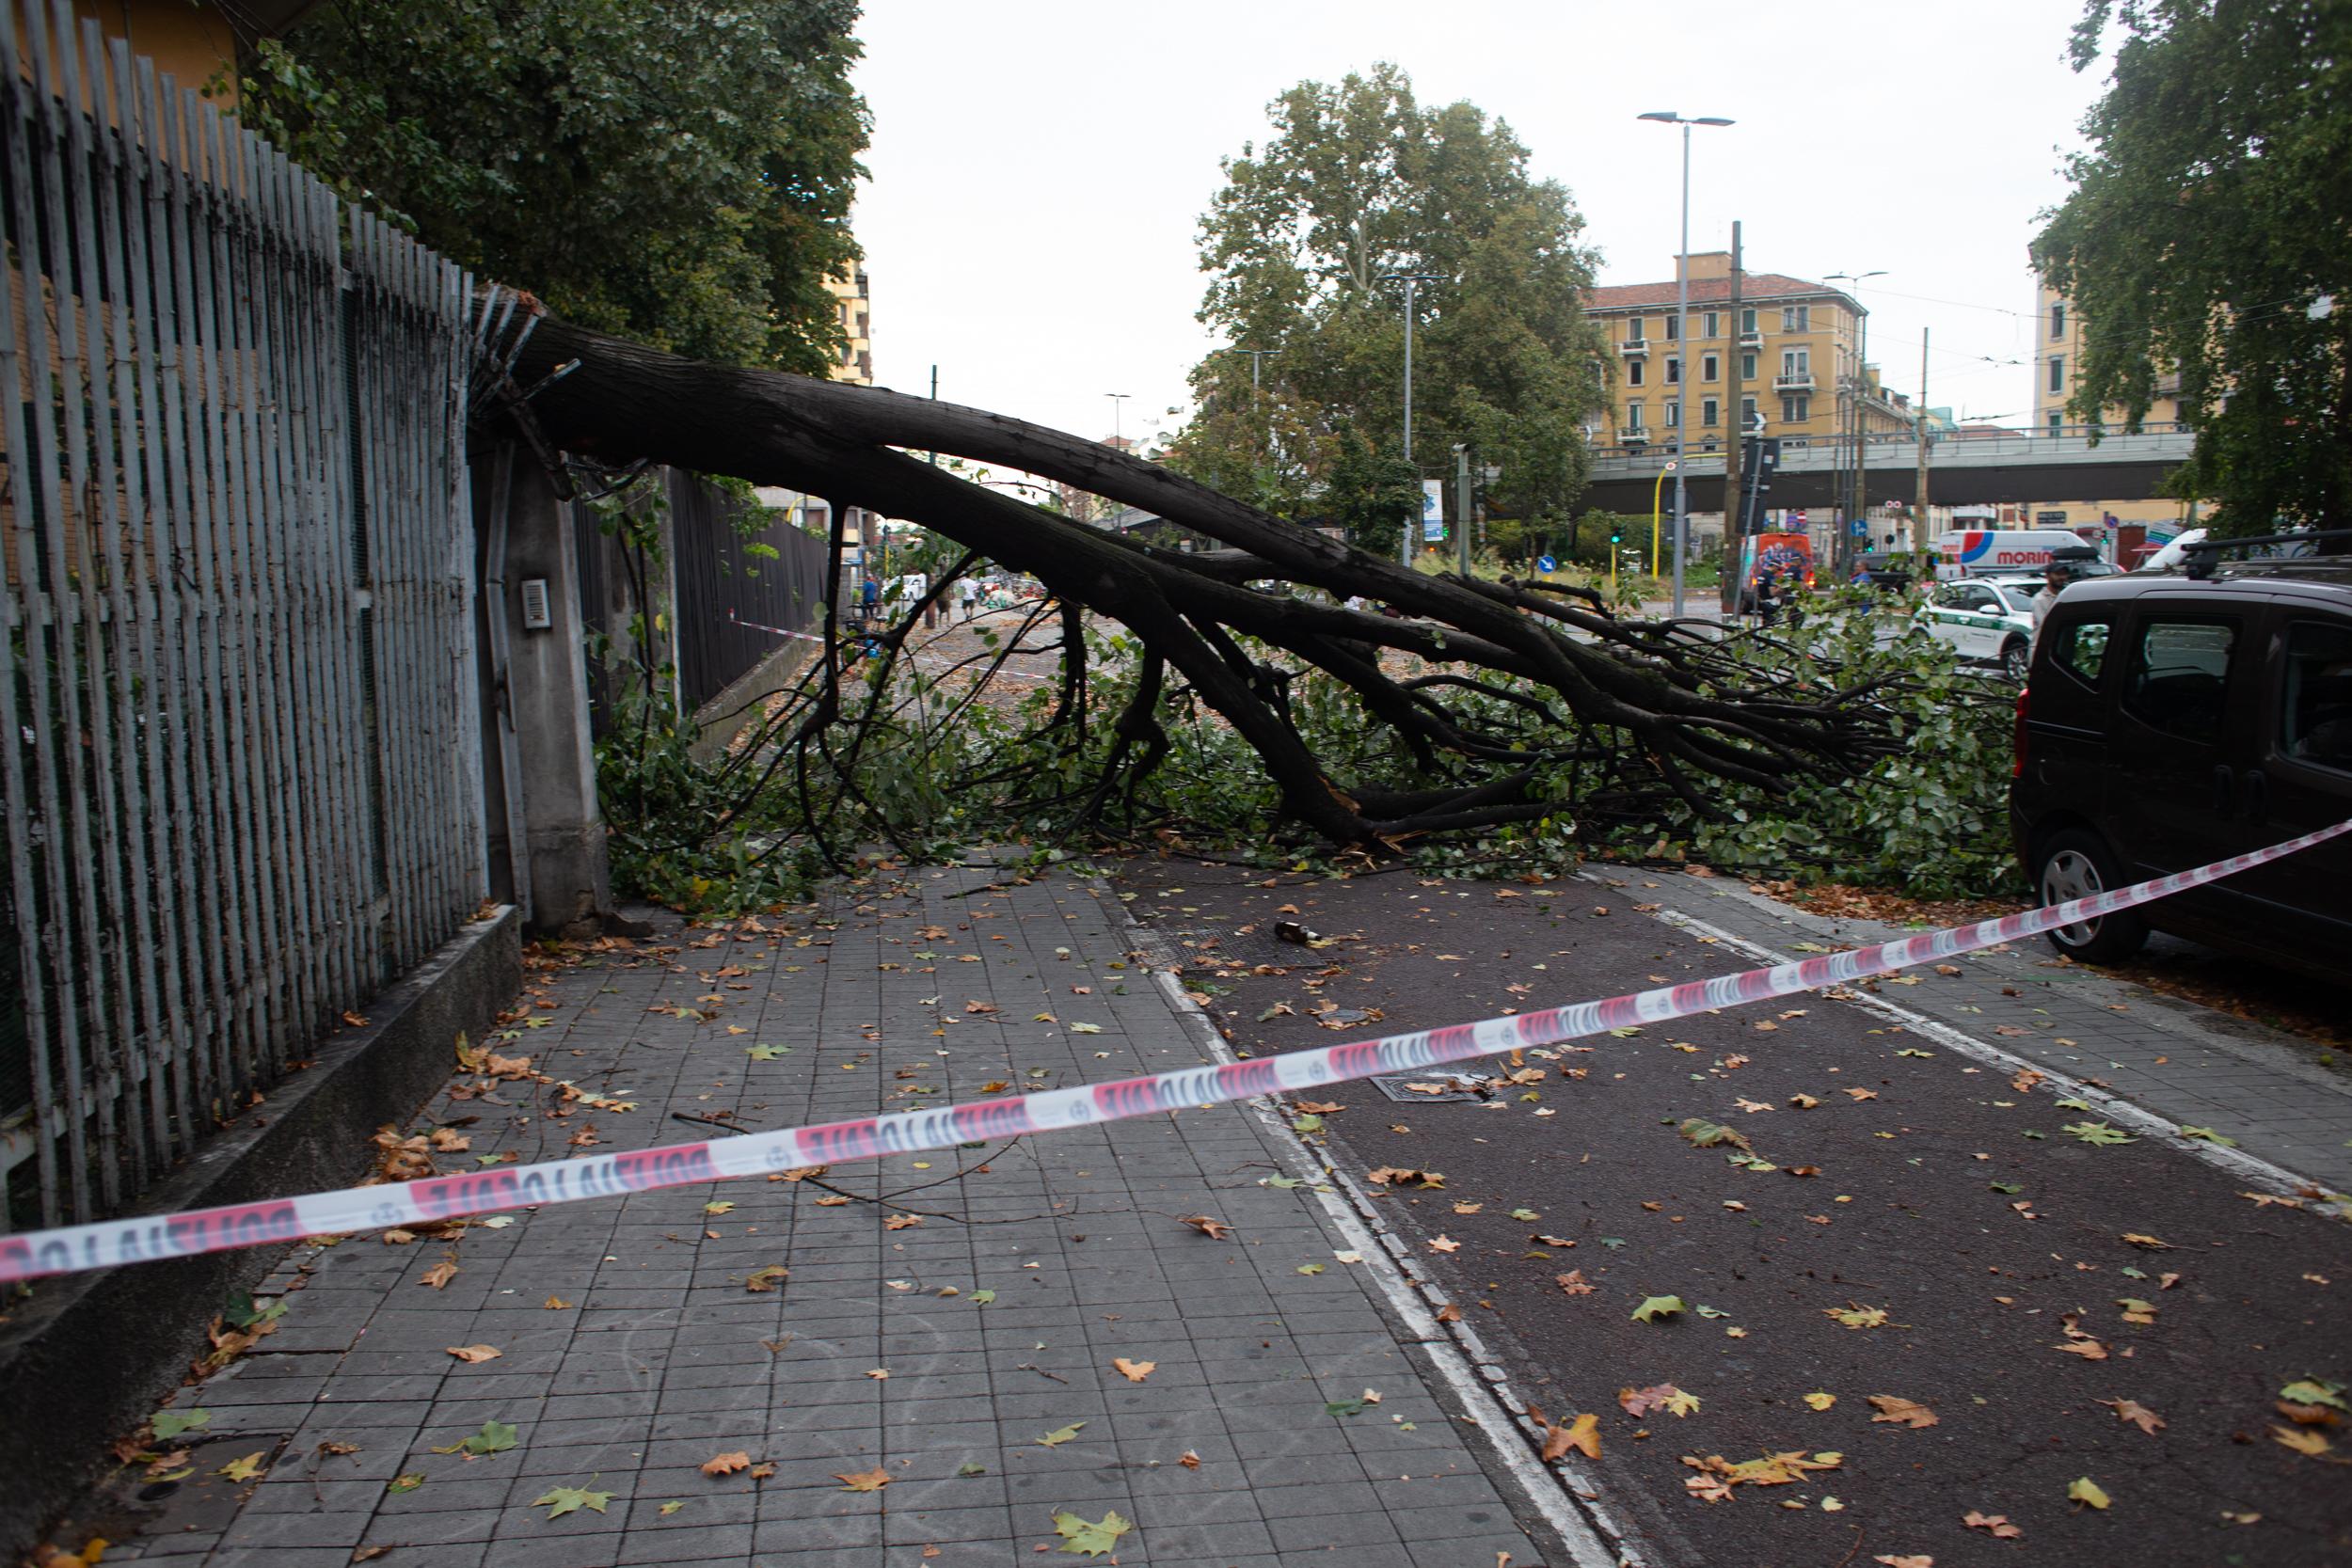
[1382,272,1441,566]
[1104,392,1131,449]
[1823,271,1885,571]
[1637,111,1733,617]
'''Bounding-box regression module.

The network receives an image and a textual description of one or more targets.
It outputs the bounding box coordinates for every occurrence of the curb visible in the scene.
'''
[0,907,521,1557]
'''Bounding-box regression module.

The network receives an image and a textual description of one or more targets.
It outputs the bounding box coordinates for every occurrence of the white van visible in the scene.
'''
[1931,529,2097,580]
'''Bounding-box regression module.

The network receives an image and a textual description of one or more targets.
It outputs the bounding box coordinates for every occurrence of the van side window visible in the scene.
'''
[2282,620,2352,772]
[2121,619,2236,743]
[2050,618,2111,687]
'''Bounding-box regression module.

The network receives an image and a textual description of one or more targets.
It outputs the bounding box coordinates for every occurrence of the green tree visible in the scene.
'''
[1173,64,1605,545]
[2031,0,2352,537]
[235,0,868,373]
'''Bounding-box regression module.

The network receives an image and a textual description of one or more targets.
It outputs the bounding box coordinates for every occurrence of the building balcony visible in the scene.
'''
[1618,339,1649,356]
[1773,372,1816,392]
[1620,427,1649,445]
[1739,331,1763,349]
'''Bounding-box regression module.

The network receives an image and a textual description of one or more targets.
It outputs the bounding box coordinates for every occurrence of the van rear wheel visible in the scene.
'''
[2033,828,2148,964]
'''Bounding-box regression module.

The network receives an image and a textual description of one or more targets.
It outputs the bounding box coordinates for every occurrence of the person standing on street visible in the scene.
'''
[2030,562,2073,650]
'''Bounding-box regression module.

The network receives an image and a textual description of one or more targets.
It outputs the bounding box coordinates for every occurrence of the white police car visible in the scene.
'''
[1916,577,2037,681]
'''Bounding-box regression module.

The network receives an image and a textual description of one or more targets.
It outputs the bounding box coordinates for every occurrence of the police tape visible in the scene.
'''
[5,818,2344,1285]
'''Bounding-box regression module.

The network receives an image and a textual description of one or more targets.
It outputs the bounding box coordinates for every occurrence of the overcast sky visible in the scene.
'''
[849,0,2109,448]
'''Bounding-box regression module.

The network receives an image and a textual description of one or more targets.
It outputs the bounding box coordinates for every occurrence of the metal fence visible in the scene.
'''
[0,2,484,1230]
[574,470,829,734]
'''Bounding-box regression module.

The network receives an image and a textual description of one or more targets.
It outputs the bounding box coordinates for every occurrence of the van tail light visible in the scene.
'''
[2011,686,2031,779]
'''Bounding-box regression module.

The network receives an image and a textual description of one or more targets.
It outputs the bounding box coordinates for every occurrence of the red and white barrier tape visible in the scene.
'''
[5,818,2344,1284]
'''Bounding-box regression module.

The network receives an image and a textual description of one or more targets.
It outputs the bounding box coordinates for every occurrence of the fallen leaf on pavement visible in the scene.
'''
[1867,1395,1938,1429]
[1804,1392,1836,1411]
[745,1265,788,1292]
[883,1213,922,1230]
[1178,1450,1201,1468]
[1111,1358,1155,1383]
[532,1483,613,1519]
[1037,1422,1087,1447]
[2121,1232,2174,1249]
[1429,1235,1461,1253]
[444,1344,501,1364]
[701,1451,752,1477]
[1620,1384,1701,1418]
[1052,1509,1132,1557]
[834,1466,890,1492]
[215,1451,265,1482]
[1824,1303,1889,1329]
[1963,1510,2022,1538]
[1555,1271,1595,1296]
[2068,1477,2112,1509]
[419,1260,459,1290]
[1872,1557,1933,1567]
[2101,1399,2165,1434]
[2271,1424,2334,1457]
[1842,1087,1877,1101]
[1630,1294,1687,1323]
[1177,1214,1232,1241]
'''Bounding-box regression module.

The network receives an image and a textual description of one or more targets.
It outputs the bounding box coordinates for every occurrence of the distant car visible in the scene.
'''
[1916,578,2037,681]
[2009,553,2352,981]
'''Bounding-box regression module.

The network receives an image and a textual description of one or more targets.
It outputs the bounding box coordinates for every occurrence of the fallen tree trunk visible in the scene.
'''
[502,312,1903,847]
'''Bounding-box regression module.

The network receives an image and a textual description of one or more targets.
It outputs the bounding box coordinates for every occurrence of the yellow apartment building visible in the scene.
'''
[2028,282,2197,540]
[828,266,873,386]
[1585,253,1912,455]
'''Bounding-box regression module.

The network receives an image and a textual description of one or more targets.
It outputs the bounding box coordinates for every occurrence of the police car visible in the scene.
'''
[1915,577,2038,682]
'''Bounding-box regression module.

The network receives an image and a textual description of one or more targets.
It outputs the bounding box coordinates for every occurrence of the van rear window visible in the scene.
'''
[2122,619,2236,743]
[2283,621,2352,772]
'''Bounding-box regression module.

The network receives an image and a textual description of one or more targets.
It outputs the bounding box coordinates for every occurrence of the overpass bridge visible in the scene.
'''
[1579,424,2195,515]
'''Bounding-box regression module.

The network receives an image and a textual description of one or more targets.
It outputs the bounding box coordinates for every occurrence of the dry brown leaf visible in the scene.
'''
[1555,1271,1595,1296]
[1111,1357,1156,1383]
[2101,1399,2165,1434]
[1963,1510,2022,1539]
[834,1465,891,1492]
[544,1295,571,1310]
[2272,1424,2334,1457]
[1294,1100,1343,1114]
[1842,1087,1878,1101]
[1436,1303,1463,1323]
[1177,1214,1232,1241]
[1177,1449,1201,1469]
[419,1260,459,1290]
[443,1344,500,1364]
[745,1265,788,1292]
[1867,1395,1938,1429]
[700,1451,752,1477]
[1428,1234,1461,1253]
[882,1213,922,1230]
[1873,1557,1934,1567]
[2057,1339,2109,1360]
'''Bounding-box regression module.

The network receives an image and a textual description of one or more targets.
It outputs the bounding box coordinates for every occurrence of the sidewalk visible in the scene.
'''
[58,863,1582,1568]
[1618,867,2352,1191]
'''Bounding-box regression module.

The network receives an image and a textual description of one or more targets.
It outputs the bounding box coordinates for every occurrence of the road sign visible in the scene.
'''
[1536,554,1557,573]
[1421,480,1445,543]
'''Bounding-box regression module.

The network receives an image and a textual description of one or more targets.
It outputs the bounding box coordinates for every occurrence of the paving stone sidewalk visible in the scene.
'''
[74,863,1569,1568]
[1613,867,2352,1191]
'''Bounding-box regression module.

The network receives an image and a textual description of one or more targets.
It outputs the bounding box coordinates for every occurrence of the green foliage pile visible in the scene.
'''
[1169,63,1606,553]
[235,0,868,372]
[596,587,2020,913]
[2032,0,2352,536]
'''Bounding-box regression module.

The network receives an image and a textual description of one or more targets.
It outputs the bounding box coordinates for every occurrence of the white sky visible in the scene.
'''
[850,0,2109,447]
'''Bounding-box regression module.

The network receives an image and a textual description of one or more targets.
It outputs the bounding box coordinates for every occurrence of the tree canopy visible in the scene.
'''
[1169,64,1606,554]
[237,0,868,373]
[2031,0,2352,537]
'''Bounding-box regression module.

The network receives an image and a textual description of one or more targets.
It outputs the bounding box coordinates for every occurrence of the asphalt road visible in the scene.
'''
[1114,857,2352,1568]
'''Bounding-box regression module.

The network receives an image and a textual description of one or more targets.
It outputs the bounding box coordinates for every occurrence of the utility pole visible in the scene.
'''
[929,365,940,465]
[1670,133,1692,614]
[1454,444,1473,578]
[1384,273,1441,566]
[1721,222,1743,613]
[1914,327,1931,555]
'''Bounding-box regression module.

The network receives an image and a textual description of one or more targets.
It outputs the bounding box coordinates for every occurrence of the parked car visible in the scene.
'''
[1917,578,2037,681]
[2009,555,2352,981]
[1931,528,2097,579]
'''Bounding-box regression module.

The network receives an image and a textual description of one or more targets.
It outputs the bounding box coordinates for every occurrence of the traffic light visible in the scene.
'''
[1610,524,1623,545]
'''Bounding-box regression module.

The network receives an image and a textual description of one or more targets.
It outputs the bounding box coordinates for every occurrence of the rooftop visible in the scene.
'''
[1587,272,1863,314]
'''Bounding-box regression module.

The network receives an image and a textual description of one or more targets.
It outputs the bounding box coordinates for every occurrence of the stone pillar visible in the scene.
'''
[479,447,612,936]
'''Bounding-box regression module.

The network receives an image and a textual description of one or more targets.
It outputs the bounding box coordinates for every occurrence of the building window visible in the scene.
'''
[1702,310,1720,338]
[1702,397,1720,426]
[1701,353,1719,381]
[1782,304,1810,332]
[1625,403,1645,433]
[1781,393,1810,423]
[1626,316,1645,343]
[2047,411,2063,436]
[1740,351,1757,380]
[1665,399,1681,428]
[1740,307,1758,336]
[1741,395,1759,430]
[1664,316,1679,341]
[1627,358,1645,388]
[1665,357,1680,385]
[1782,348,1810,376]
[2050,300,2066,340]
[2048,355,2065,393]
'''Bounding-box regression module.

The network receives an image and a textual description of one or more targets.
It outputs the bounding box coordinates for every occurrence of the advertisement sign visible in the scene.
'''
[1422,480,1445,543]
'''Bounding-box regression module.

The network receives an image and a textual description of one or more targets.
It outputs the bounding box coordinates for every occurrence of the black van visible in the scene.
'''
[2009,551,2352,981]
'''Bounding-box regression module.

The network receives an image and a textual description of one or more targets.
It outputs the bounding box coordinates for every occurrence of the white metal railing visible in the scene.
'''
[1774,372,1816,391]
[0,1,485,1230]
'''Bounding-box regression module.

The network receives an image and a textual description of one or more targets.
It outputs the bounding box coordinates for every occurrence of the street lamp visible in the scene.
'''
[1104,392,1130,449]
[1824,271,1887,570]
[1637,111,1734,616]
[1381,271,1442,566]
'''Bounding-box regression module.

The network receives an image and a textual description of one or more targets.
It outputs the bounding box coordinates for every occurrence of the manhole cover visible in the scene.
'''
[1370,1071,1493,1103]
